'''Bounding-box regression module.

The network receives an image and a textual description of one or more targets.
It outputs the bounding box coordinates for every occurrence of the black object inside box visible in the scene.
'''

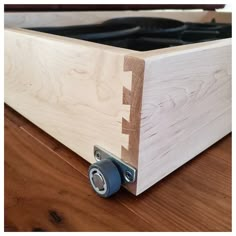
[28,17,232,51]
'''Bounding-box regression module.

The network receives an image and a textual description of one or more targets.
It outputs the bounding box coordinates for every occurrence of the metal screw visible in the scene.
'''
[124,170,133,182]
[94,150,102,161]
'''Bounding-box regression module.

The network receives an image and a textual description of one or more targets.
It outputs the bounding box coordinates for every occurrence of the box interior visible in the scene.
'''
[5,11,232,52]
[26,16,231,51]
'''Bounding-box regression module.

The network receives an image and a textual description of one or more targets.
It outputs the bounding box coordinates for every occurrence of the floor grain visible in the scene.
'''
[4,105,231,231]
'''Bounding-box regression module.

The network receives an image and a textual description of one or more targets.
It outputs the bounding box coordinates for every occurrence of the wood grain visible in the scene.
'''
[121,56,145,193]
[4,28,132,165]
[116,134,231,231]
[135,39,231,194]
[4,11,231,28]
[4,105,231,231]
[4,12,232,197]
[4,107,153,232]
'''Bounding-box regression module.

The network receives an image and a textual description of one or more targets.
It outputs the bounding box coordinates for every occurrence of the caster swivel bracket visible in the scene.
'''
[88,146,137,197]
[94,145,137,184]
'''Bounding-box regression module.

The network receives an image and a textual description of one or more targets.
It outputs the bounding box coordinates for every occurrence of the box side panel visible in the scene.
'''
[4,11,231,28]
[137,40,232,194]
[4,28,131,166]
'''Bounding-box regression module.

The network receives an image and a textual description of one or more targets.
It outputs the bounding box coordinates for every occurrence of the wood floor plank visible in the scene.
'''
[5,105,89,178]
[4,105,231,231]
[4,114,154,232]
[115,135,231,231]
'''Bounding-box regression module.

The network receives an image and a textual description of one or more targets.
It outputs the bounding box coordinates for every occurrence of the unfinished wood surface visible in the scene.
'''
[121,56,145,193]
[4,106,232,231]
[4,28,132,166]
[4,11,231,28]
[4,11,232,197]
[135,39,232,194]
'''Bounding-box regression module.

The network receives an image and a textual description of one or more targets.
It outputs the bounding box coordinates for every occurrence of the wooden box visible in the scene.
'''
[4,10,232,195]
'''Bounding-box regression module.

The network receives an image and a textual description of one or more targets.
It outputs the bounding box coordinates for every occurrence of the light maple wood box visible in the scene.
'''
[4,10,232,195]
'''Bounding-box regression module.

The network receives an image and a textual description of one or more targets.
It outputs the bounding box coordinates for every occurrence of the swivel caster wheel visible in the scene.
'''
[88,159,122,198]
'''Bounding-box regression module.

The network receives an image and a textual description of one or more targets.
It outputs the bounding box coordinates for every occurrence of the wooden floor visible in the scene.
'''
[4,105,232,232]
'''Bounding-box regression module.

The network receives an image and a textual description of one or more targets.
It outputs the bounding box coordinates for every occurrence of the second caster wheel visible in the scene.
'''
[88,159,121,198]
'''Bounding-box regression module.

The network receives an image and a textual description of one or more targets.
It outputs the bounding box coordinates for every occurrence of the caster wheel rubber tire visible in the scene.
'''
[88,159,121,198]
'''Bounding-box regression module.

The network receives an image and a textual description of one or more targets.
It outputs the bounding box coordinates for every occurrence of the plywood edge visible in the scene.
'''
[121,55,145,195]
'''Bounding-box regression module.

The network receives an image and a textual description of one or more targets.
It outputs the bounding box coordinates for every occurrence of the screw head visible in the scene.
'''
[124,170,133,182]
[94,150,102,161]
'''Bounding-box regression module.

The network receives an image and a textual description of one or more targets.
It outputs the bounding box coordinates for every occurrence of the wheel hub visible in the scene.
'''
[92,172,105,190]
